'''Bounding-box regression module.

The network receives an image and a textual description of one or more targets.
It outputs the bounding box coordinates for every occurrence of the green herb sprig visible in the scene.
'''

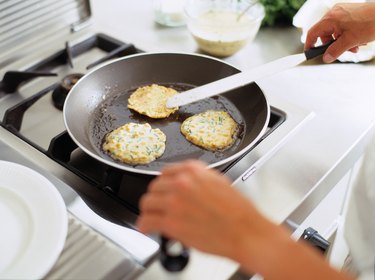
[258,0,306,26]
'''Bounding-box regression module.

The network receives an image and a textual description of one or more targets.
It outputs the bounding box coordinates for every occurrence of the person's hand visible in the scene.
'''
[305,3,375,63]
[136,160,277,260]
[136,160,355,280]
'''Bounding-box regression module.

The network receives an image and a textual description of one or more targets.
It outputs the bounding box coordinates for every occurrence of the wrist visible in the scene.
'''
[225,204,290,275]
[231,217,354,280]
[232,218,292,276]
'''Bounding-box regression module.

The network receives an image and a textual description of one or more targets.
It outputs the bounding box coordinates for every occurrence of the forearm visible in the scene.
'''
[138,160,356,280]
[230,214,354,280]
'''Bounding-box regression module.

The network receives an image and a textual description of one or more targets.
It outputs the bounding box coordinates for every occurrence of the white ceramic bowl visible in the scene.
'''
[185,0,265,57]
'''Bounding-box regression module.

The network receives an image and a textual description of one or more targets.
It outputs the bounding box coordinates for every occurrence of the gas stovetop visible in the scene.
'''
[0,1,317,277]
[0,32,313,227]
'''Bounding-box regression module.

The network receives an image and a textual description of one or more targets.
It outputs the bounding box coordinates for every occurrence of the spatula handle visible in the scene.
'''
[160,236,189,272]
[304,39,335,60]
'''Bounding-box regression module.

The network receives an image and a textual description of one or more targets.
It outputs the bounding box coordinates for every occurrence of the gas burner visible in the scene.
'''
[52,73,84,110]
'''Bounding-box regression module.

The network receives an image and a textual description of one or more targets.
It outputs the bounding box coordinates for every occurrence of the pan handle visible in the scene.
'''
[160,236,190,272]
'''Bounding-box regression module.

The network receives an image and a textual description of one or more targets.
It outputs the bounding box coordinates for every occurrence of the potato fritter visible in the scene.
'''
[128,84,179,118]
[102,123,166,165]
[181,110,238,151]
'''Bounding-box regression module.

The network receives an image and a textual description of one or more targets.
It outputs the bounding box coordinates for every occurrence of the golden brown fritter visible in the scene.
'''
[103,122,166,165]
[181,110,238,151]
[128,84,179,118]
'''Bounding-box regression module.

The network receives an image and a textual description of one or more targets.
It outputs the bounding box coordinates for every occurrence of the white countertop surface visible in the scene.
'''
[86,1,375,279]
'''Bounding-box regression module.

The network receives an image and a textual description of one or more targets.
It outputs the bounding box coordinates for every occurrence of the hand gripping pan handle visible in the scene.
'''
[166,40,335,108]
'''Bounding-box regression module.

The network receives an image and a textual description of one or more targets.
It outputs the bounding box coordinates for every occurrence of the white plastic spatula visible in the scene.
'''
[166,40,334,108]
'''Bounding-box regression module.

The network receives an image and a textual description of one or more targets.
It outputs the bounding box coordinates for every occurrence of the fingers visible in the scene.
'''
[147,175,175,193]
[137,212,185,240]
[147,160,211,195]
[349,46,359,53]
[137,160,233,234]
[138,161,206,234]
[139,191,166,213]
[305,18,337,50]
[323,34,359,63]
[137,213,164,234]
[306,24,359,63]
[161,160,208,176]
[137,189,181,235]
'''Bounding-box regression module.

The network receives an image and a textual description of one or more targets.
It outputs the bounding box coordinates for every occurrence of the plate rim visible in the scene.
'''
[0,160,68,279]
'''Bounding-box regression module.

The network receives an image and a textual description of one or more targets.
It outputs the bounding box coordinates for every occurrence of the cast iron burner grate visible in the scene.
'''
[0,33,138,96]
[2,99,284,214]
[0,33,285,215]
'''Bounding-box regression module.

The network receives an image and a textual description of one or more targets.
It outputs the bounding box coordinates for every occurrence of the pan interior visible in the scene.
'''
[64,53,269,174]
[89,82,245,170]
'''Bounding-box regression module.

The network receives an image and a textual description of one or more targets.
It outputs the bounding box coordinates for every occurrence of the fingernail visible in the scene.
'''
[323,53,335,63]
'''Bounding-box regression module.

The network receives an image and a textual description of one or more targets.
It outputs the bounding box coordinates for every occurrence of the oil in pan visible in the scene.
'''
[88,82,245,171]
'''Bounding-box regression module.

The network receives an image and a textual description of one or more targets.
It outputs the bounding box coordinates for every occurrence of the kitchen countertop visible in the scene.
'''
[88,1,375,278]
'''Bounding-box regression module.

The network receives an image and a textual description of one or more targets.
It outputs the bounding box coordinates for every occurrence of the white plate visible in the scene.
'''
[0,161,67,279]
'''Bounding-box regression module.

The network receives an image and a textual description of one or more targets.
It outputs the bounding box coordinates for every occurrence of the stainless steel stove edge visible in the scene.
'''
[227,94,314,182]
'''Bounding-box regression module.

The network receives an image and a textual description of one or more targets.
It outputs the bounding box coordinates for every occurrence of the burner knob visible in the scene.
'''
[52,73,83,110]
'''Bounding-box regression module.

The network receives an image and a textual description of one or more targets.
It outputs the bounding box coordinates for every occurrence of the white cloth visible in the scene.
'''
[292,0,375,63]
[344,135,375,280]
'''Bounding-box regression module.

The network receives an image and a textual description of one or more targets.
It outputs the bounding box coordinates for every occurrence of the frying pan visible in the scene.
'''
[63,52,270,175]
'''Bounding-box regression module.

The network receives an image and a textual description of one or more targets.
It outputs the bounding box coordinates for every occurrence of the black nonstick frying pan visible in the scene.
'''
[63,52,269,272]
[63,52,270,175]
